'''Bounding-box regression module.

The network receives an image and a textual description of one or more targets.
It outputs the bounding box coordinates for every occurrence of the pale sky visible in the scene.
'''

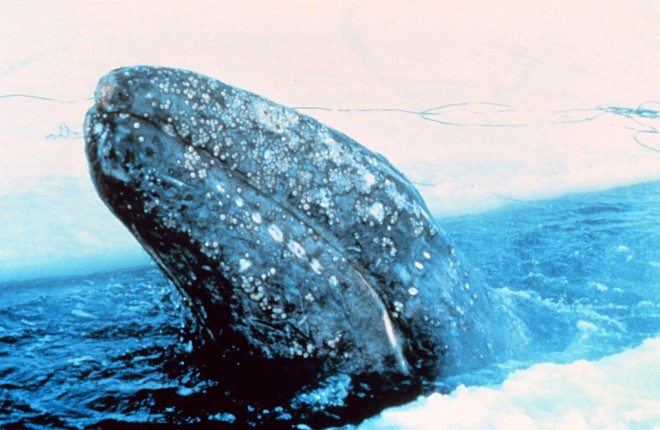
[0,0,658,278]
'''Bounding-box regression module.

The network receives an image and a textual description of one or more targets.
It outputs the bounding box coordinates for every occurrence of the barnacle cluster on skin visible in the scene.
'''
[117,67,439,265]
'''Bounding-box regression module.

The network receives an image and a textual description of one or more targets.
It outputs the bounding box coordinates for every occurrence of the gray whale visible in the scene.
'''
[84,66,528,424]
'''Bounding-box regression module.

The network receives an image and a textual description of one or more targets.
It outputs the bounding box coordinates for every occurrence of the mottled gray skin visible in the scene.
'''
[84,66,528,411]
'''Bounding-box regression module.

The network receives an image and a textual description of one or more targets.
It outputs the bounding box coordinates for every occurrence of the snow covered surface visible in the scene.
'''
[1,0,658,281]
[361,337,660,430]
[1,1,658,428]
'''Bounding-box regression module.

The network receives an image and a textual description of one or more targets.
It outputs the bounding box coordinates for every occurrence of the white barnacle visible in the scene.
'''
[414,261,424,270]
[251,212,262,224]
[423,251,431,260]
[316,188,331,209]
[323,134,342,159]
[238,258,252,272]
[326,335,340,349]
[268,224,284,242]
[235,197,244,207]
[250,289,265,301]
[133,121,140,129]
[309,258,323,275]
[328,275,339,287]
[287,240,306,259]
[408,287,419,296]
[363,172,376,188]
[369,202,385,223]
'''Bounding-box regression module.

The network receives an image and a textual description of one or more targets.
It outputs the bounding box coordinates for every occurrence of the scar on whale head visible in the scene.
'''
[84,66,528,425]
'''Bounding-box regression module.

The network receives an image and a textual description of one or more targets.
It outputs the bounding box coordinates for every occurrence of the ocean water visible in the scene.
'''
[1,181,657,428]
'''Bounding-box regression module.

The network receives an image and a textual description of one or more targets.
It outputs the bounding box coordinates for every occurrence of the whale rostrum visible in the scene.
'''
[84,66,528,421]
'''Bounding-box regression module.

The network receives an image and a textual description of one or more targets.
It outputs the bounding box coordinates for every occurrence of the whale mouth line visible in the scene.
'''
[97,105,189,146]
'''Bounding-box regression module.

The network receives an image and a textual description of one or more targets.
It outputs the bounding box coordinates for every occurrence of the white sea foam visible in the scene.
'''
[360,337,660,430]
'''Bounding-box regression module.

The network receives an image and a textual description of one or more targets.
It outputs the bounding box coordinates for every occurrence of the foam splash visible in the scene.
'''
[360,337,660,429]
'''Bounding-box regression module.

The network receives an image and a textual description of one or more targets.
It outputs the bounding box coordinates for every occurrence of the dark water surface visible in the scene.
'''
[1,182,658,428]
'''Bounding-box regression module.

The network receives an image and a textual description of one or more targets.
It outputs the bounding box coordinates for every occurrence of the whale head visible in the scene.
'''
[84,66,528,420]
[84,66,418,380]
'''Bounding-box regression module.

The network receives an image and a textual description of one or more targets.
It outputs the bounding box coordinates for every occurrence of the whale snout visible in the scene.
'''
[84,68,189,192]
[94,72,119,111]
[92,66,173,117]
[92,68,139,114]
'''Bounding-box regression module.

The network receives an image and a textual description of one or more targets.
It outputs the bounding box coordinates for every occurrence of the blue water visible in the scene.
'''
[1,182,658,428]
